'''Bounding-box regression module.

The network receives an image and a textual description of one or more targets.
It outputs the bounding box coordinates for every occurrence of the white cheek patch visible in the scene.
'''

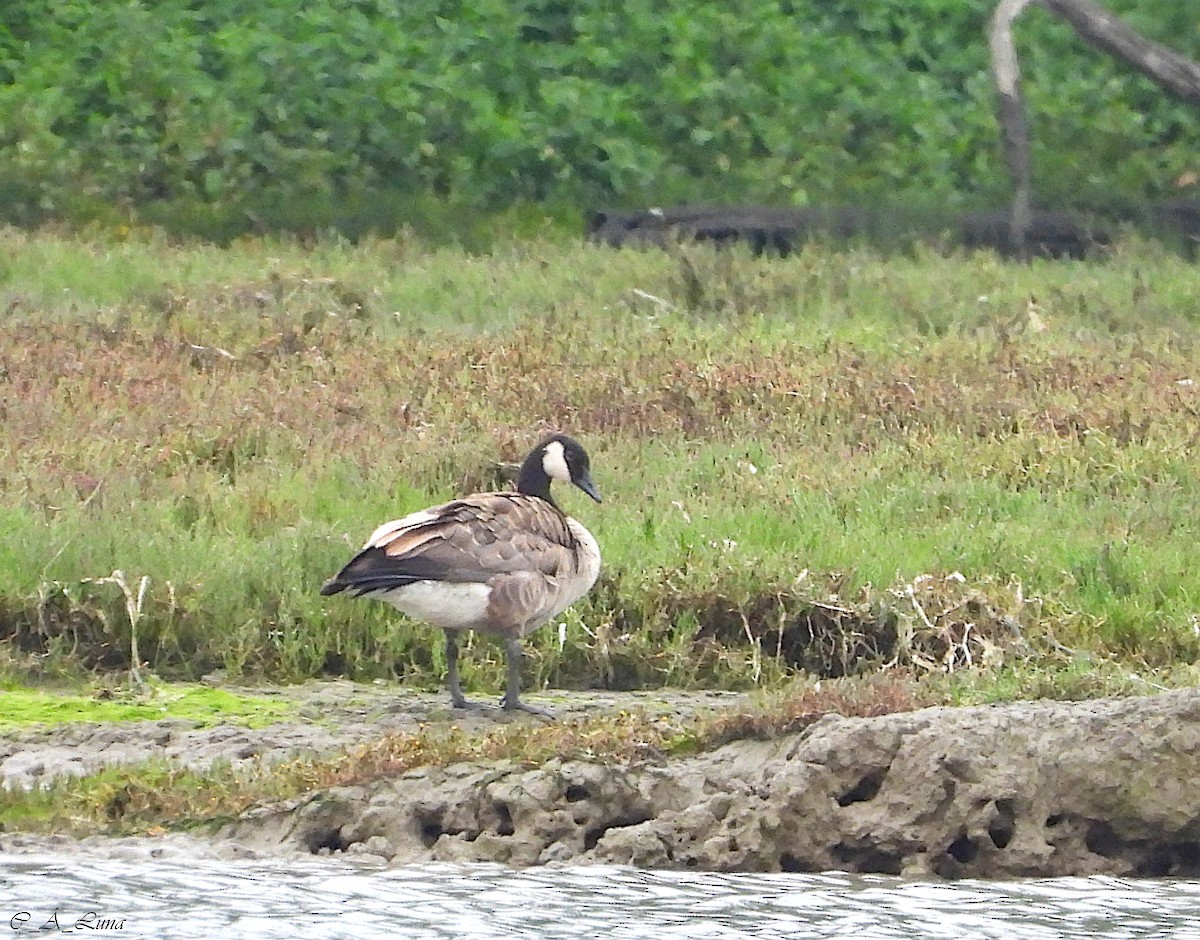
[542,440,572,483]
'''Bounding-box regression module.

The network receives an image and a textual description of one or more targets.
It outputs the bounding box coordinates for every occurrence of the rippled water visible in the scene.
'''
[3,853,1200,939]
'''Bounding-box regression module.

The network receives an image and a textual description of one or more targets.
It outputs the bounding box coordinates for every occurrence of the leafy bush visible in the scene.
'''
[0,0,1197,237]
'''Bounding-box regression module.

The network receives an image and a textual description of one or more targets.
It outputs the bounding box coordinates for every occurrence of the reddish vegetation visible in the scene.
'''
[3,317,1194,487]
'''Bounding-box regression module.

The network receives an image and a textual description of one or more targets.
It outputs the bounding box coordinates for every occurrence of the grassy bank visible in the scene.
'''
[1,225,1200,701]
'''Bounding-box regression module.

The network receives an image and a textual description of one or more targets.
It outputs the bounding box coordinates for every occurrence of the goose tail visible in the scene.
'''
[319,577,348,597]
[320,545,424,597]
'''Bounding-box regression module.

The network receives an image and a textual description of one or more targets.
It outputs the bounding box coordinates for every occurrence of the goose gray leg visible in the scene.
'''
[500,636,554,718]
[444,629,481,710]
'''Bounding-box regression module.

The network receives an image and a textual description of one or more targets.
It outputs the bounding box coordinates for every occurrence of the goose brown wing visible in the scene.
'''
[324,493,578,594]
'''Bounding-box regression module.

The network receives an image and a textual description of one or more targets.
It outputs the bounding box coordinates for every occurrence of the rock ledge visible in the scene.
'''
[222,689,1200,878]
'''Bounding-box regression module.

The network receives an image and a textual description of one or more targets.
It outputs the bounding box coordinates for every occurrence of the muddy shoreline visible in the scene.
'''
[0,683,747,789]
[3,684,1199,879]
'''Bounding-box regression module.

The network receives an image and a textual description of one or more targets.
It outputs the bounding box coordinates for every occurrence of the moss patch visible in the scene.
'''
[0,683,292,731]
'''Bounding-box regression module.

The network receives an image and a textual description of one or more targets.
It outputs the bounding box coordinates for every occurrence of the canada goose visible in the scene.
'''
[320,434,602,715]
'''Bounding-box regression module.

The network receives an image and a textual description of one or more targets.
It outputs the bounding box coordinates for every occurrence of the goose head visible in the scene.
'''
[517,434,602,505]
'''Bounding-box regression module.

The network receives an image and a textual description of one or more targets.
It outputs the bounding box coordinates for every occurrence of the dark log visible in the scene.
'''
[586,205,1109,260]
[586,206,877,256]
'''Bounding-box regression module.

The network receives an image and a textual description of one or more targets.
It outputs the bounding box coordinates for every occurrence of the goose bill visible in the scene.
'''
[576,474,602,503]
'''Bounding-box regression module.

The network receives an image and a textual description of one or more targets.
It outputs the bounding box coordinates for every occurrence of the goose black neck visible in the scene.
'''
[516,452,556,505]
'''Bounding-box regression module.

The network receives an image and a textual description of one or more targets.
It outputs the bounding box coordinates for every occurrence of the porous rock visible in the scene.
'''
[221,690,1200,878]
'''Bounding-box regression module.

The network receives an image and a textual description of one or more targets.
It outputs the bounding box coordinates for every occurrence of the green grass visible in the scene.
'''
[2,225,1200,696]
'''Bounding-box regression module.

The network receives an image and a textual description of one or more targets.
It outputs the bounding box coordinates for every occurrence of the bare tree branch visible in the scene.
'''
[989,0,1037,253]
[1041,0,1200,105]
[990,0,1200,255]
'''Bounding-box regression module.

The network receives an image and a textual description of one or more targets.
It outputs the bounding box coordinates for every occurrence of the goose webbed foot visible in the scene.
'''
[449,693,490,711]
[499,693,555,719]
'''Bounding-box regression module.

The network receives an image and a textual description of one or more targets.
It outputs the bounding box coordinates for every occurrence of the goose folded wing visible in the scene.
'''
[336,495,578,591]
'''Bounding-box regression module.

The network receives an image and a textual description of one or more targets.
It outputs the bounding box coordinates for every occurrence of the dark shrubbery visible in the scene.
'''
[0,0,1197,238]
